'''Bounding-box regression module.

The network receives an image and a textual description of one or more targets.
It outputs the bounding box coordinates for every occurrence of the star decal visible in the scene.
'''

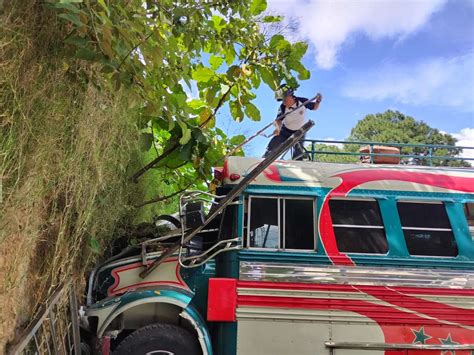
[412,327,431,344]
[440,334,458,355]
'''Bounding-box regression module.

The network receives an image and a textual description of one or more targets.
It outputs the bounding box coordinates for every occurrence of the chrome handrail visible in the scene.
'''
[179,240,241,268]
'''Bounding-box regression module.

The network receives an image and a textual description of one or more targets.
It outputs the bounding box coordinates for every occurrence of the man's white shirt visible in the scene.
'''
[280,102,307,131]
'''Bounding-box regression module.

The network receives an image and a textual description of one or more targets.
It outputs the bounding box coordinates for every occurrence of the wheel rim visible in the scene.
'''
[145,351,174,355]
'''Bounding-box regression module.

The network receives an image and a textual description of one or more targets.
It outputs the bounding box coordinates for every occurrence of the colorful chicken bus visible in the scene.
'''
[83,144,474,355]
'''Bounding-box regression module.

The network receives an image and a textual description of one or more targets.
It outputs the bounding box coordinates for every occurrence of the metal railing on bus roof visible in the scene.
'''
[301,139,474,166]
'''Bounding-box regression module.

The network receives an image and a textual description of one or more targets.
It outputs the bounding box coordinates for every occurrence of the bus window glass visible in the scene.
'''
[329,199,388,254]
[464,203,474,241]
[284,199,315,250]
[249,197,279,248]
[397,202,458,257]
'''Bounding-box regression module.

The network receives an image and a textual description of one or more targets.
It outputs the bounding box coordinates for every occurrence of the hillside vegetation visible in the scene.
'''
[0,0,310,351]
[1,2,158,349]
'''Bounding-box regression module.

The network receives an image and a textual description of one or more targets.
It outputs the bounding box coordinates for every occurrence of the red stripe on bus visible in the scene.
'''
[319,169,474,266]
[358,286,474,326]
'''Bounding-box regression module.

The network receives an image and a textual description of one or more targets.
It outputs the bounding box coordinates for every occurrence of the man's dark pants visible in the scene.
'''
[263,126,306,160]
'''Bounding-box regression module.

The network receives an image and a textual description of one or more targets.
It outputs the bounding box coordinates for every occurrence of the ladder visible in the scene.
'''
[139,120,315,278]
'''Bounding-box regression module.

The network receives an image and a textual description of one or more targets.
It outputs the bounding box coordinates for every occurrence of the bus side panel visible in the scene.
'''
[234,262,474,355]
[236,310,385,355]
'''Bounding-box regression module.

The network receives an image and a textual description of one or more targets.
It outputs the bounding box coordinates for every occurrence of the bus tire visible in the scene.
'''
[113,323,201,355]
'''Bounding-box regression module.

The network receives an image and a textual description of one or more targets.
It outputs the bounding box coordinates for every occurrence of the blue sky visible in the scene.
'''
[212,0,474,158]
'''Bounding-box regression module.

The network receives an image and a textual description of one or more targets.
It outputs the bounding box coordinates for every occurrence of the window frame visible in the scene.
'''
[464,202,474,241]
[396,200,458,258]
[329,197,389,255]
[245,195,316,252]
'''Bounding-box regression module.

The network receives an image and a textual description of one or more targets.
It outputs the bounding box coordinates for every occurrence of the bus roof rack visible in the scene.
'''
[302,139,474,166]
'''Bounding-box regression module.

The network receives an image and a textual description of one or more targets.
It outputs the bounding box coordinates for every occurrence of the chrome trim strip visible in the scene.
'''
[240,262,474,289]
[325,341,474,351]
[236,307,371,323]
[402,227,452,231]
[333,224,384,229]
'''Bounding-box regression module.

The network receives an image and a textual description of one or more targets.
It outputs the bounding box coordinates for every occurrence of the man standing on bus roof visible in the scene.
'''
[263,84,322,160]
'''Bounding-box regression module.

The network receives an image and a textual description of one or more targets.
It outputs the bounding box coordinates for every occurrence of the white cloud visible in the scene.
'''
[341,53,474,111]
[452,128,474,163]
[267,0,446,69]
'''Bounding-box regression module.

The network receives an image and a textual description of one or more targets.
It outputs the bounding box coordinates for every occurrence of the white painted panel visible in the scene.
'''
[236,309,385,355]
[237,319,328,355]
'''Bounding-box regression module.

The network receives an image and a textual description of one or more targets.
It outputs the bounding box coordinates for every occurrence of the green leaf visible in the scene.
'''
[188,99,207,110]
[64,35,89,48]
[287,59,310,80]
[257,66,277,90]
[101,24,114,58]
[89,238,101,254]
[291,42,308,60]
[205,87,218,105]
[229,100,244,122]
[229,134,246,145]
[209,55,224,70]
[192,67,215,82]
[199,107,213,127]
[244,102,261,121]
[250,0,267,15]
[177,120,192,145]
[57,12,84,27]
[178,142,193,161]
[52,3,82,13]
[297,68,310,80]
[230,85,240,97]
[250,73,261,88]
[262,15,282,23]
[269,34,285,49]
[139,132,154,151]
[211,15,226,34]
[225,46,236,65]
[75,48,97,61]
[226,65,241,80]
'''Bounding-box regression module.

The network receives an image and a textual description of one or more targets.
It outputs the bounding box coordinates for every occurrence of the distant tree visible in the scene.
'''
[309,144,359,163]
[346,110,468,166]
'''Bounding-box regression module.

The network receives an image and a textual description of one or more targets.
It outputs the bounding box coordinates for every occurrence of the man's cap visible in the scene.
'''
[275,83,296,101]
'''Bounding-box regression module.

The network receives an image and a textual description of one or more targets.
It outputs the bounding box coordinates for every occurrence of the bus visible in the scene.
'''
[83,140,474,355]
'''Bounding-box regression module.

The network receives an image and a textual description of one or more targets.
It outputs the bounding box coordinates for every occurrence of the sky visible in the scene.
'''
[212,0,474,159]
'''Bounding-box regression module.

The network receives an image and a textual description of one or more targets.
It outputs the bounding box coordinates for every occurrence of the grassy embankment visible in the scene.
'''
[0,2,175,351]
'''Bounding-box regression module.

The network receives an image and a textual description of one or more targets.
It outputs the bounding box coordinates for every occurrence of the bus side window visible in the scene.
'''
[284,198,315,250]
[397,201,458,257]
[246,196,316,250]
[464,203,474,241]
[248,197,279,248]
[329,199,388,254]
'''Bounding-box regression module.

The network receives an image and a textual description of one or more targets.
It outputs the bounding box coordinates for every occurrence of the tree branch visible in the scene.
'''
[130,46,260,182]
[117,32,153,70]
[130,141,179,182]
[134,181,195,208]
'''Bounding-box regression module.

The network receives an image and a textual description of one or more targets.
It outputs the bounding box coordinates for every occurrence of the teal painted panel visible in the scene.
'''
[446,202,474,258]
[378,198,408,257]
[214,322,237,355]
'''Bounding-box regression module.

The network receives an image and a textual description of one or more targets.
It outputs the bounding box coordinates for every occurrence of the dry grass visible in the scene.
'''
[0,1,148,352]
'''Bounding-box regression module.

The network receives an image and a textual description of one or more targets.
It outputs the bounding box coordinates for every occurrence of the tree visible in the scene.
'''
[309,144,359,163]
[346,110,467,166]
[50,0,312,205]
